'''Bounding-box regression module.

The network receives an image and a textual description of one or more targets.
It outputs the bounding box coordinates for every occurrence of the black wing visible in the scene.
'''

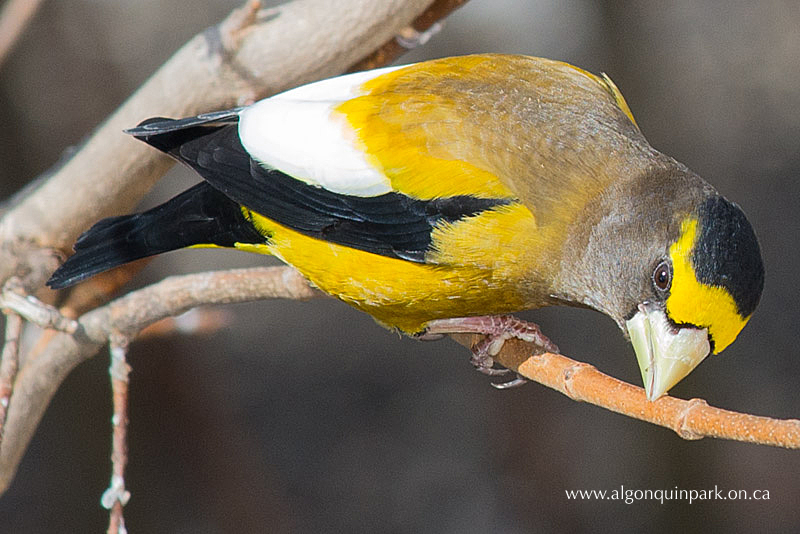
[129,116,511,262]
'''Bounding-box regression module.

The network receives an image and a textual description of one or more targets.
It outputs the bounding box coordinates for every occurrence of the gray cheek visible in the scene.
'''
[554,216,666,323]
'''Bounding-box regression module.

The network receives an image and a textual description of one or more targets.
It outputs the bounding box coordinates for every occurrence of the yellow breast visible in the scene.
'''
[239,208,538,334]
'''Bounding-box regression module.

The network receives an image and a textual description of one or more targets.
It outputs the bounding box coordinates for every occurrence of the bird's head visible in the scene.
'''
[625,194,764,399]
[556,170,764,400]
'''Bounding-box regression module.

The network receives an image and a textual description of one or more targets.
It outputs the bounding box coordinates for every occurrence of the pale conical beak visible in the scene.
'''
[625,303,710,401]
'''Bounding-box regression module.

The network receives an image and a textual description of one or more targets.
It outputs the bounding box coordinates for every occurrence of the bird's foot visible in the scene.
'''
[420,315,559,388]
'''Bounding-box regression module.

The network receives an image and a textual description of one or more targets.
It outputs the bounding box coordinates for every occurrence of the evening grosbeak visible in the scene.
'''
[48,54,765,400]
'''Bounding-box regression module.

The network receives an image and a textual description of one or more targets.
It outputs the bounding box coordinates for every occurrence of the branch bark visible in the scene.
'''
[1,0,797,510]
[450,335,800,448]
[0,0,438,284]
[0,0,469,496]
[2,265,796,495]
[0,266,321,494]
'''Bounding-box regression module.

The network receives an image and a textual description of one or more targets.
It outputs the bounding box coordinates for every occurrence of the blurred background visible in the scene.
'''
[1,0,799,532]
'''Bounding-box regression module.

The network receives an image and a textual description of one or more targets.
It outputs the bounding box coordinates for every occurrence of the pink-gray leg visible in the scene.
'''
[419,315,559,388]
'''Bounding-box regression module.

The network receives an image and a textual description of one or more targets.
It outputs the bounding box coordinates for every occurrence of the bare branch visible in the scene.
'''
[0,313,22,441]
[451,335,800,449]
[3,0,795,517]
[101,336,131,534]
[0,266,321,494]
[0,0,437,283]
[0,279,77,333]
[2,260,798,497]
[0,0,471,496]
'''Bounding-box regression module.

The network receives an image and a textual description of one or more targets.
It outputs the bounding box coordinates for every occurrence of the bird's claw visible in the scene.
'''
[470,352,512,376]
[423,314,558,388]
[491,374,528,389]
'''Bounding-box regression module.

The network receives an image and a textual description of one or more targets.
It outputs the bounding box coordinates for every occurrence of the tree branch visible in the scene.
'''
[1,264,796,496]
[2,0,796,514]
[451,335,800,448]
[0,0,439,284]
[0,266,321,494]
[101,337,131,534]
[0,312,22,442]
[0,0,470,496]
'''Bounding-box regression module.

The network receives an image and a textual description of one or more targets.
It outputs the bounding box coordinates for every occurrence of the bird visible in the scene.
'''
[46,54,765,400]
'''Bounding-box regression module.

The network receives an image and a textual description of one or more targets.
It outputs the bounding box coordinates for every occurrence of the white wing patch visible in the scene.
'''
[238,64,410,197]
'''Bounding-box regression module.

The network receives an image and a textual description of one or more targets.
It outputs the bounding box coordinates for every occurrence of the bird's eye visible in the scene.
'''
[653,260,671,292]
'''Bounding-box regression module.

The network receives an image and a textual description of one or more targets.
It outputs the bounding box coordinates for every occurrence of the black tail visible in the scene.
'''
[47,182,265,289]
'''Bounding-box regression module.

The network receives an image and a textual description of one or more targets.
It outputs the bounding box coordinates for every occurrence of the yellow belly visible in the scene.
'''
[236,212,532,334]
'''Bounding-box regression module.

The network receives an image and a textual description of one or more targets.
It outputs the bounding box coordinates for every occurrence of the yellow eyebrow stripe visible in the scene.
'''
[666,218,749,353]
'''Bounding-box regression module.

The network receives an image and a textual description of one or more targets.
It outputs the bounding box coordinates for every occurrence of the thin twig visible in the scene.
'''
[0,266,322,494]
[2,0,794,519]
[451,334,800,448]
[0,0,45,69]
[0,286,78,334]
[0,0,435,260]
[0,261,798,503]
[0,0,452,496]
[101,335,131,534]
[0,312,23,443]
